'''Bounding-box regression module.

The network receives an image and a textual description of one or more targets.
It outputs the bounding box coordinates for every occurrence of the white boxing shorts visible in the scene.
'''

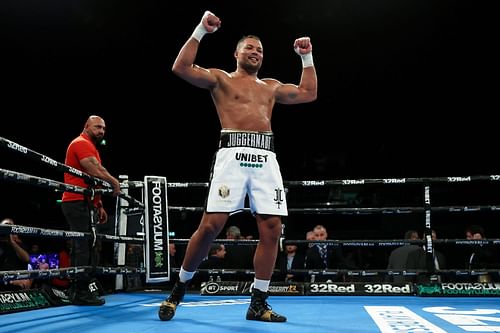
[205,129,288,216]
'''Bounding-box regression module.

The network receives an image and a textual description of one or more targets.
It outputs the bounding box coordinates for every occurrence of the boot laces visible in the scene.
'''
[253,297,272,315]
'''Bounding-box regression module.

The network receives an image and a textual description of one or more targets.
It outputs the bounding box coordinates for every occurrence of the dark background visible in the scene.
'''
[1,0,499,252]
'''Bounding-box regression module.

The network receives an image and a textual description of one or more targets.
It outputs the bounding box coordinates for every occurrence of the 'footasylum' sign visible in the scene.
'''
[0,289,51,314]
[144,176,170,283]
[416,282,500,296]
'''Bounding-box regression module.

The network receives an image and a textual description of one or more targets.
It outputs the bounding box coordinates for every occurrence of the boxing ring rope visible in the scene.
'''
[11,167,496,216]
[167,205,500,214]
[0,168,108,197]
[0,266,145,285]
[0,136,108,187]
[0,221,145,283]
[0,167,143,209]
[0,222,143,243]
[166,237,500,247]
[162,238,500,281]
[0,136,143,208]
[124,175,500,188]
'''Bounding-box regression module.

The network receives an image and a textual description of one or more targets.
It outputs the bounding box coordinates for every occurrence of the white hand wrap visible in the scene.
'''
[191,11,217,42]
[295,47,314,68]
[191,23,207,42]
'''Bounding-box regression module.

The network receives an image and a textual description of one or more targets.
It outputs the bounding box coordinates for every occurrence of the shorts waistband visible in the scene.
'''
[219,131,274,152]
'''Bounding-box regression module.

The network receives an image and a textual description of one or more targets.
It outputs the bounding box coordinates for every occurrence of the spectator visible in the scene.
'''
[305,225,346,282]
[386,230,421,283]
[306,230,316,242]
[277,242,306,282]
[465,225,498,282]
[224,226,254,270]
[199,244,226,270]
[51,240,72,289]
[0,218,32,290]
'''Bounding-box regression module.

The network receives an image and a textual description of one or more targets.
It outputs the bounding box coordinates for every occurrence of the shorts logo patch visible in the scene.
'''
[218,185,230,198]
[274,188,284,209]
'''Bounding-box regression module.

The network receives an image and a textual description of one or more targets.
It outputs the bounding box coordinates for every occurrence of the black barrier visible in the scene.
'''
[199,281,500,297]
